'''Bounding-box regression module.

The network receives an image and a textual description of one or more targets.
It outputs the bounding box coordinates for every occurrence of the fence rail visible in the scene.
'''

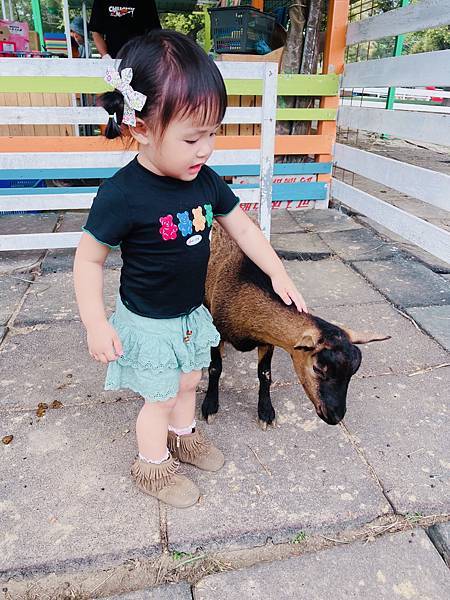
[333,0,449,265]
[342,50,450,89]
[346,0,450,45]
[337,106,450,147]
[332,179,450,264]
[334,144,449,212]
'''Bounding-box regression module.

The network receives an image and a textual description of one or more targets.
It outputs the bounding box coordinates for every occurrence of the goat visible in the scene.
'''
[203,223,389,429]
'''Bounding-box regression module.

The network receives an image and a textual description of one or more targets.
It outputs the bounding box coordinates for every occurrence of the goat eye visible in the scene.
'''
[313,365,326,379]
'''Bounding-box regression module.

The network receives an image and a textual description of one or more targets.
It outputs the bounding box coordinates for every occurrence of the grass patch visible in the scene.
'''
[292,531,307,544]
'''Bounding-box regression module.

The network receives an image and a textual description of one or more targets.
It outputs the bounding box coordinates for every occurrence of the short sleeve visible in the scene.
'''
[88,0,106,34]
[83,180,131,248]
[142,0,162,31]
[210,169,240,217]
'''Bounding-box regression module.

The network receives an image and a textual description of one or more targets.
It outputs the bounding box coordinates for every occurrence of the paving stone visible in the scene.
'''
[344,373,450,515]
[166,386,391,553]
[0,213,58,274]
[352,258,450,308]
[0,321,126,410]
[0,274,28,325]
[194,529,449,600]
[292,208,363,233]
[284,259,384,308]
[43,212,122,272]
[15,268,120,325]
[428,522,450,567]
[357,214,450,274]
[270,209,303,234]
[320,228,402,262]
[105,583,192,600]
[405,305,450,351]
[0,326,6,344]
[317,302,449,378]
[271,232,330,258]
[0,401,160,579]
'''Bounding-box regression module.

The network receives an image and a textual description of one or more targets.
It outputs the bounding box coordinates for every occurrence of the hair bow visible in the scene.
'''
[104,67,147,127]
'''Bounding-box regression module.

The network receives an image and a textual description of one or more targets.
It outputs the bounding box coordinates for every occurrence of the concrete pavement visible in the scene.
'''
[1,208,448,599]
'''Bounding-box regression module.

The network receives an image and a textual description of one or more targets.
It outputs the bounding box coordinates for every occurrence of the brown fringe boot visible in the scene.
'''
[168,428,224,472]
[131,453,200,508]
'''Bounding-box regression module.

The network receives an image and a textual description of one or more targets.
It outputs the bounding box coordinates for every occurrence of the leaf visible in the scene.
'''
[2,435,13,445]
[36,402,48,418]
[51,400,63,409]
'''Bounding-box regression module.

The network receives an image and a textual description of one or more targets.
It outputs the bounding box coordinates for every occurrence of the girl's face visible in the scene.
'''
[134,115,220,181]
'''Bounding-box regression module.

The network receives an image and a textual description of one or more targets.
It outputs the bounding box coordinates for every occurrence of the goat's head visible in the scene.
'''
[290,317,389,425]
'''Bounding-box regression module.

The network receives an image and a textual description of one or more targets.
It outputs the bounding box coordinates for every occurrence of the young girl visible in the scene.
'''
[74,30,307,509]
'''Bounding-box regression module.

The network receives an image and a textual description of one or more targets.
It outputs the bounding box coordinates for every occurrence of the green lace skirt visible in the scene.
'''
[105,296,220,402]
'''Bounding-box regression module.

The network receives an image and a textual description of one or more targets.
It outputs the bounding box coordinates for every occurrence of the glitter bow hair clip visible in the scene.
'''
[104,67,147,127]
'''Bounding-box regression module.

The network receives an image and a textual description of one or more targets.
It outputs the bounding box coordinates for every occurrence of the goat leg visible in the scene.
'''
[257,344,276,430]
[202,342,224,423]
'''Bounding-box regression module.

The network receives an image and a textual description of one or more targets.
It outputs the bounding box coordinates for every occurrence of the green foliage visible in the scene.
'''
[11,0,78,34]
[292,531,307,544]
[161,11,205,44]
[405,27,450,54]
[171,550,191,560]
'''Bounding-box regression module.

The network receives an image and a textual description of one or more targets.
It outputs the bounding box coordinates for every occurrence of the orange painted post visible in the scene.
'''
[316,0,350,207]
[252,0,264,11]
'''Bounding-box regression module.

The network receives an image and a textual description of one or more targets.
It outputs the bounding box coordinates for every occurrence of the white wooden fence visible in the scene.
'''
[333,0,450,264]
[0,59,278,250]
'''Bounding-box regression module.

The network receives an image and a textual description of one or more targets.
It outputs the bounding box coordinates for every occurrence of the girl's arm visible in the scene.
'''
[216,207,308,312]
[73,233,123,363]
[91,31,109,58]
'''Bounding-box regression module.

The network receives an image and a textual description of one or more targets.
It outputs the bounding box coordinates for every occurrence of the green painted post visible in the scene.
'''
[204,5,211,53]
[383,0,410,137]
[31,0,44,51]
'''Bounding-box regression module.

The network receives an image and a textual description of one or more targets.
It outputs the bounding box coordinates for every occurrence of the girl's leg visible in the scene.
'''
[168,370,202,429]
[135,396,177,461]
[133,392,200,508]
[168,370,224,472]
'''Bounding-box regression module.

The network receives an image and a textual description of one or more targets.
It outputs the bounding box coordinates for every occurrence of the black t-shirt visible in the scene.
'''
[83,158,239,318]
[89,0,161,58]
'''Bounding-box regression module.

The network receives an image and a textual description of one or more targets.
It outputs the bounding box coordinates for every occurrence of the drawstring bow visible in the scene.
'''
[104,67,147,127]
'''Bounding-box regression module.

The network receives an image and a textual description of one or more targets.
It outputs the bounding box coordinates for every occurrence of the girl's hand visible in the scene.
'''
[86,321,123,364]
[271,273,308,313]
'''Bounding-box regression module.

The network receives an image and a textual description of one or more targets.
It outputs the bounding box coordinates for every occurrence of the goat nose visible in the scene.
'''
[327,406,345,424]
[318,404,344,425]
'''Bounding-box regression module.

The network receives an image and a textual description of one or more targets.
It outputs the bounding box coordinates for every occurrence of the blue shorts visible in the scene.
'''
[105,296,220,402]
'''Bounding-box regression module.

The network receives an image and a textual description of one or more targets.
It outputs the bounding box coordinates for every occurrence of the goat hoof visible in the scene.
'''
[258,419,268,431]
[206,413,216,425]
[269,418,277,428]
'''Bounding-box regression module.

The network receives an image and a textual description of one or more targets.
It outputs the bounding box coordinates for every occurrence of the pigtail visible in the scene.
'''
[97,91,124,139]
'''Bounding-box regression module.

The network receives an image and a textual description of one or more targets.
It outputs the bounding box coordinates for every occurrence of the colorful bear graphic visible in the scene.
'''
[159,214,178,241]
[192,206,206,232]
[204,204,213,227]
[177,211,193,237]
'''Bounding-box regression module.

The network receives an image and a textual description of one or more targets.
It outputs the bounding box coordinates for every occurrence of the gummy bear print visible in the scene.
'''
[204,204,213,227]
[177,211,193,237]
[159,214,178,241]
[192,206,206,232]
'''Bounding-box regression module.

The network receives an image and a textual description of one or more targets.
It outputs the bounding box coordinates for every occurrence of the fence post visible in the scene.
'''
[315,0,350,209]
[259,61,278,239]
[382,0,410,139]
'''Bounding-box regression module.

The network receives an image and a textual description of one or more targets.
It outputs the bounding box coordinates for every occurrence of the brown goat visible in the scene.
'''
[204,223,389,429]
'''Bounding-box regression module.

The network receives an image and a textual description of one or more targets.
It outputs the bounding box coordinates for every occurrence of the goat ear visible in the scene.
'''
[294,330,319,351]
[344,328,391,344]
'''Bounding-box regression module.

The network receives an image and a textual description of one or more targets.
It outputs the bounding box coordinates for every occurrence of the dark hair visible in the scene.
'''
[99,30,227,140]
